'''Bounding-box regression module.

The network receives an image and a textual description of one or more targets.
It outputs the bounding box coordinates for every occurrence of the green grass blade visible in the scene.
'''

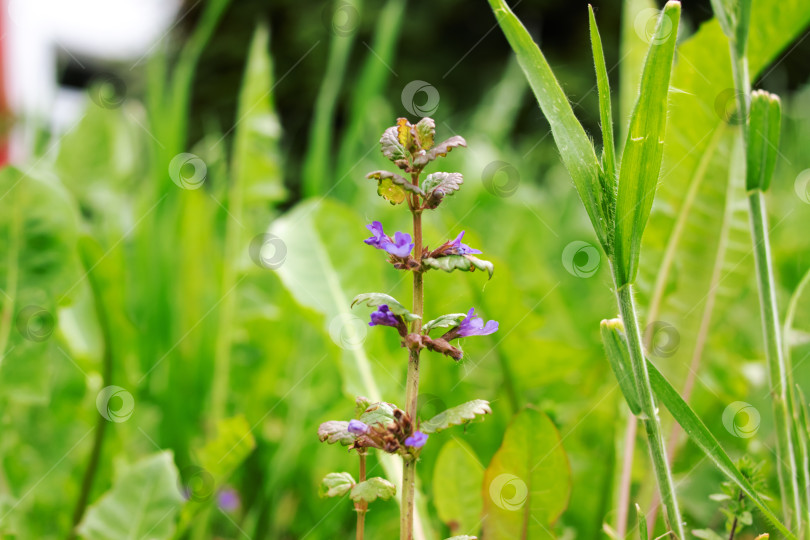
[635,504,648,540]
[600,319,641,415]
[589,5,617,184]
[614,1,680,287]
[619,0,655,142]
[487,0,607,250]
[646,358,795,539]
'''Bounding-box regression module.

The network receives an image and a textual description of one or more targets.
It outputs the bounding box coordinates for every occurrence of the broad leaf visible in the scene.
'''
[380,126,407,161]
[422,255,494,280]
[321,472,355,498]
[350,477,396,503]
[78,452,184,540]
[422,172,464,208]
[433,438,484,536]
[414,117,435,150]
[487,0,606,249]
[359,401,398,426]
[352,292,420,321]
[613,1,680,287]
[367,170,419,205]
[415,136,467,167]
[421,400,492,434]
[482,407,571,539]
[423,313,468,334]
[318,421,355,445]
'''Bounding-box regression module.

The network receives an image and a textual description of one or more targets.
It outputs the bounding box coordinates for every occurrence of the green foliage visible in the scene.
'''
[77,452,184,540]
[600,319,641,415]
[420,400,492,434]
[745,90,781,192]
[352,293,421,321]
[321,472,356,498]
[432,439,484,537]
[422,255,494,280]
[350,477,397,503]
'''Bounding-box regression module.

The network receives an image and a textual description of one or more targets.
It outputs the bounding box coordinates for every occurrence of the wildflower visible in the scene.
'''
[443,308,498,340]
[348,419,369,435]
[445,231,482,255]
[369,305,400,328]
[217,488,240,512]
[364,221,414,258]
[404,431,428,448]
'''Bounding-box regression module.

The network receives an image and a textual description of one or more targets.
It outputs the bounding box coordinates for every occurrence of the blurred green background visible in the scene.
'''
[1,0,810,538]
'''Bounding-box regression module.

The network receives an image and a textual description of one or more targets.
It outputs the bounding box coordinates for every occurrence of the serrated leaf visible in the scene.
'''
[367,170,423,206]
[423,313,468,334]
[421,400,491,434]
[381,126,407,161]
[321,472,355,498]
[397,117,414,148]
[482,407,571,539]
[350,477,396,503]
[486,0,606,249]
[359,401,398,426]
[318,421,355,445]
[433,439,484,537]
[77,452,184,540]
[420,136,467,165]
[422,172,463,204]
[414,117,435,149]
[745,90,781,192]
[351,292,421,322]
[614,1,681,288]
[422,255,494,280]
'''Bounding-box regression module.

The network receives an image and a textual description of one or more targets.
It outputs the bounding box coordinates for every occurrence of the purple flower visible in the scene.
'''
[369,305,401,328]
[447,231,481,255]
[444,308,498,340]
[364,221,414,258]
[404,431,428,448]
[348,419,369,435]
[217,488,240,512]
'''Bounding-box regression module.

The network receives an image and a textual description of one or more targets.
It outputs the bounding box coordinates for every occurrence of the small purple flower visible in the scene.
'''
[404,431,428,448]
[369,305,400,328]
[445,308,498,340]
[348,419,369,435]
[217,488,240,512]
[364,221,414,258]
[447,231,482,255]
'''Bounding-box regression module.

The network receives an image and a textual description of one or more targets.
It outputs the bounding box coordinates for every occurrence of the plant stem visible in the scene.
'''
[616,416,638,538]
[613,276,685,540]
[401,191,424,540]
[748,190,802,526]
[356,452,367,540]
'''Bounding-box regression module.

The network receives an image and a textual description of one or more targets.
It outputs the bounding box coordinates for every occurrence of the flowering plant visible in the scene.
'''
[317,118,496,540]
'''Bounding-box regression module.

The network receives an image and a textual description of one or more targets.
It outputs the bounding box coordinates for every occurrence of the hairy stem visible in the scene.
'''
[401,192,424,540]
[614,276,684,540]
[356,453,367,540]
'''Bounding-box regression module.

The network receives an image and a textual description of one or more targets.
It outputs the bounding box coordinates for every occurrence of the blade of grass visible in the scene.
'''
[589,5,617,183]
[614,1,680,288]
[486,0,608,251]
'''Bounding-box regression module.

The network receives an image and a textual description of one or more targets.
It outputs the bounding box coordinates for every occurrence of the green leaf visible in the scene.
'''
[693,528,725,540]
[367,170,422,205]
[745,90,781,192]
[351,292,420,321]
[318,421,355,445]
[77,452,184,540]
[423,313,468,334]
[380,126,407,161]
[433,439,484,537]
[482,407,571,539]
[445,537,478,540]
[600,319,641,415]
[486,0,606,249]
[359,401,398,426]
[350,477,396,503]
[321,472,355,498]
[422,255,494,280]
[421,400,492,434]
[589,5,617,185]
[422,172,464,208]
[647,359,794,538]
[424,136,467,162]
[636,504,649,540]
[614,1,681,288]
[414,117,436,150]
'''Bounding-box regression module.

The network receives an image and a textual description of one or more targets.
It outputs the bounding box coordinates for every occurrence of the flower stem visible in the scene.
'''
[613,275,685,539]
[356,452,367,540]
[401,196,424,540]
